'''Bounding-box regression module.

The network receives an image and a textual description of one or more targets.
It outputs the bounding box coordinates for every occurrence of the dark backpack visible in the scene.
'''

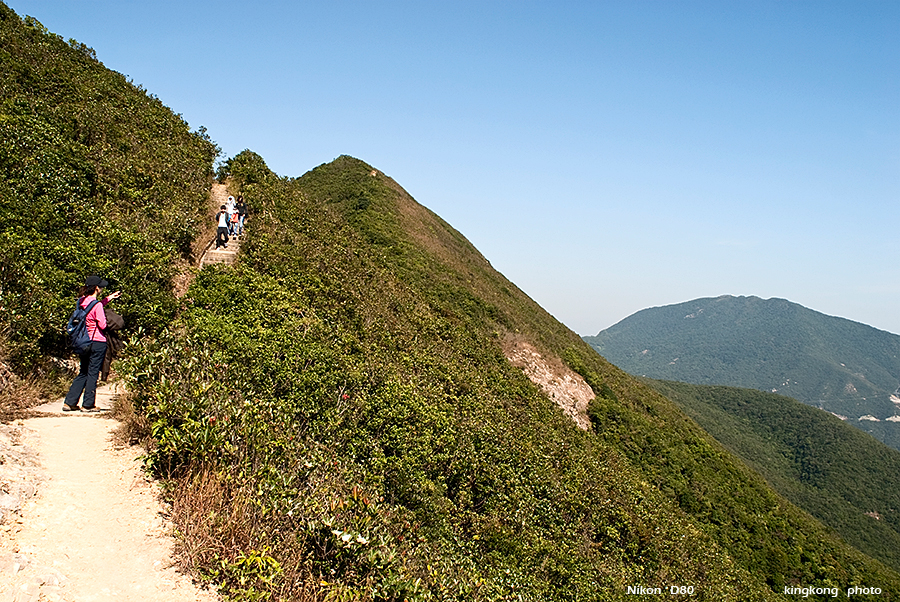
[66,298,100,354]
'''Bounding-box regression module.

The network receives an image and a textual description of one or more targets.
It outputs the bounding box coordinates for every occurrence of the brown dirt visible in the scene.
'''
[502,337,594,430]
[0,384,221,601]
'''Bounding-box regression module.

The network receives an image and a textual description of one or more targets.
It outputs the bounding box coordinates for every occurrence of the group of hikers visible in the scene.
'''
[64,195,249,411]
[216,194,247,249]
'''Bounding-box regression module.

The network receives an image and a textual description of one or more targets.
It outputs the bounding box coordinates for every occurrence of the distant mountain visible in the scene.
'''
[646,379,900,574]
[584,295,900,448]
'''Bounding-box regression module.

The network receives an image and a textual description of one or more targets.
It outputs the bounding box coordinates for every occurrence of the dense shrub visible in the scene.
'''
[0,3,217,369]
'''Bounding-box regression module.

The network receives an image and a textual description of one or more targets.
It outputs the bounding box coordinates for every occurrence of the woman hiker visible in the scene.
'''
[63,276,122,412]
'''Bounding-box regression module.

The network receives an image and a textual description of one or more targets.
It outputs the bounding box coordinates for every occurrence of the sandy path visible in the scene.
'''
[0,385,220,602]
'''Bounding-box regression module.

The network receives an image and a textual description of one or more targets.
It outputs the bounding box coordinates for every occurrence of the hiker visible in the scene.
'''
[215,204,229,249]
[226,195,238,236]
[63,276,122,412]
[235,196,247,236]
[230,210,240,237]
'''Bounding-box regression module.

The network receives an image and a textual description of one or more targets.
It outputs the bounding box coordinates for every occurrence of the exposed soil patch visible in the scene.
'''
[502,338,594,430]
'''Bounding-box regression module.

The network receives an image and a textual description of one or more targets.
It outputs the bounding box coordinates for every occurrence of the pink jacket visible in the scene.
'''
[81,296,109,343]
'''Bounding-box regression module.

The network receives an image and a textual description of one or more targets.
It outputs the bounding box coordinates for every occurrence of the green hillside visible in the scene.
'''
[646,379,900,574]
[4,3,900,599]
[0,2,217,377]
[584,295,900,449]
[120,152,900,600]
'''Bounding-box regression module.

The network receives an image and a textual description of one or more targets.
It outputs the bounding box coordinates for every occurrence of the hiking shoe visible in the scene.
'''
[62,404,81,412]
[82,407,105,413]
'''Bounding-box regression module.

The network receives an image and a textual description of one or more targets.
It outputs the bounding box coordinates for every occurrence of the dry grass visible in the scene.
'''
[170,469,250,572]
[168,468,327,601]
[0,377,44,422]
[110,390,152,447]
[0,351,73,422]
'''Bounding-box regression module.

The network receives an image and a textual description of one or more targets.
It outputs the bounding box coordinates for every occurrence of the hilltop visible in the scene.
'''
[4,3,900,600]
[584,295,900,449]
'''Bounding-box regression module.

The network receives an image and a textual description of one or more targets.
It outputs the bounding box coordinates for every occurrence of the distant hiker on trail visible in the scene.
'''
[225,194,238,237]
[63,276,122,412]
[235,196,247,236]
[216,204,229,249]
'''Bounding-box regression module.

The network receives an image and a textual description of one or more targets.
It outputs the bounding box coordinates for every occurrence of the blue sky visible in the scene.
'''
[10,0,899,335]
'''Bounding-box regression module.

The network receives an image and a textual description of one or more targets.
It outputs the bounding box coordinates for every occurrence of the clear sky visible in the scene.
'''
[10,0,899,335]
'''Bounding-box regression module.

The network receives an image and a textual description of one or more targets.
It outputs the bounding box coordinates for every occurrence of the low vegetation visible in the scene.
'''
[647,379,900,574]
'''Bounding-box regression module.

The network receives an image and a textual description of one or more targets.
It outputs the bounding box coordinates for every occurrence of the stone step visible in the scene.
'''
[201,243,240,266]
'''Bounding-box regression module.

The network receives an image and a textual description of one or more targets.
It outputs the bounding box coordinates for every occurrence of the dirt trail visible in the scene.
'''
[0,385,220,602]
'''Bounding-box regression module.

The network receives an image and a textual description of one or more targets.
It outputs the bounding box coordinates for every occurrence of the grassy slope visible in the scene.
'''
[582,296,900,448]
[645,379,900,573]
[0,2,217,375]
[127,153,900,601]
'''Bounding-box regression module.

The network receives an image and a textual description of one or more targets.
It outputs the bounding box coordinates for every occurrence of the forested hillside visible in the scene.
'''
[4,3,900,600]
[584,295,900,449]
[647,379,900,574]
[0,2,217,380]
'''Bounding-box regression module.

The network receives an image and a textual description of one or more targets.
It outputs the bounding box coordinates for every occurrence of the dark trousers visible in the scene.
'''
[216,226,229,248]
[64,341,107,409]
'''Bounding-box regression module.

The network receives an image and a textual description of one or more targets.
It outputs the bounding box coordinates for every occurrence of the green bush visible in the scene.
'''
[0,2,217,368]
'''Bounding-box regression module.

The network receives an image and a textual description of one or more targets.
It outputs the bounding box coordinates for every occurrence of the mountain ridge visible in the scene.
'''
[584,294,900,448]
[137,152,900,599]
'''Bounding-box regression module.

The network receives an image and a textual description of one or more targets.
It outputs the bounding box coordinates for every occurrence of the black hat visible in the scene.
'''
[85,275,108,288]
